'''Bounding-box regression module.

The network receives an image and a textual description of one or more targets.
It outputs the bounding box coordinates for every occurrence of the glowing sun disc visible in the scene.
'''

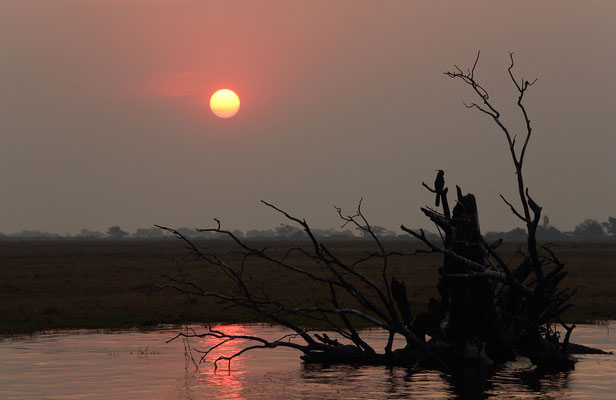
[210,89,240,118]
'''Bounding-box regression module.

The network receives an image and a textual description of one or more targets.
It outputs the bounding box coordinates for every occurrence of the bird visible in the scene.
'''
[434,170,445,207]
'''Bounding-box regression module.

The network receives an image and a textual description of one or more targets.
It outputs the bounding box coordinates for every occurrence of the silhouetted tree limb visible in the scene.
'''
[446,51,542,275]
[156,204,449,370]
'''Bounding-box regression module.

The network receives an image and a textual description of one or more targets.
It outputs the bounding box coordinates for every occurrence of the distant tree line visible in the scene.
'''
[1,216,616,240]
[484,216,616,241]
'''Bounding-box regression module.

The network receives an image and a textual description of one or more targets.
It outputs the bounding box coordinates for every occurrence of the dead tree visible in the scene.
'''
[156,53,601,374]
[432,51,575,370]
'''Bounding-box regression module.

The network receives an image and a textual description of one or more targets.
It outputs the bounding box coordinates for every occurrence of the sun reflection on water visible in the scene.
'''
[193,324,253,400]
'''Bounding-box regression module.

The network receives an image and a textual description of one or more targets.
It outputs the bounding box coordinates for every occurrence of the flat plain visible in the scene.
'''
[1,239,615,335]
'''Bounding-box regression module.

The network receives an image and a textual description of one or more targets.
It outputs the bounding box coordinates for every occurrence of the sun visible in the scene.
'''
[209,89,240,118]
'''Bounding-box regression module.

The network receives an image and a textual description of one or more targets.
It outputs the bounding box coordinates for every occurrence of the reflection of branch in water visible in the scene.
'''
[179,326,199,370]
[441,367,496,399]
[512,365,571,396]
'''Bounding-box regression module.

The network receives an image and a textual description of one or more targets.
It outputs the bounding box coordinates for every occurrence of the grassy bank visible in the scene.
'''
[1,239,615,335]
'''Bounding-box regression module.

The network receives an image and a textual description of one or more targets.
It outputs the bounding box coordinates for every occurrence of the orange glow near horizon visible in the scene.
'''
[210,89,240,118]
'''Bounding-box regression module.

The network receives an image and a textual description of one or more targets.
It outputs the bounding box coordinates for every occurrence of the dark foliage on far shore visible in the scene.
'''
[2,215,615,241]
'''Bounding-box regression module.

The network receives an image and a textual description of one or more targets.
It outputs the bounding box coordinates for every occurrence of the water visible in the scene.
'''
[0,323,614,399]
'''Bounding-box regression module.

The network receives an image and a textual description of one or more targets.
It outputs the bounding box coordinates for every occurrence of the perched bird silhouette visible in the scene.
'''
[434,170,445,207]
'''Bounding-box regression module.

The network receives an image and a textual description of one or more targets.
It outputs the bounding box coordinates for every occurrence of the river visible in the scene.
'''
[1,323,614,399]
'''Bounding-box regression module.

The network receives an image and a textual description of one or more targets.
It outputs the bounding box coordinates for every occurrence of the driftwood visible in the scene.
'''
[156,53,605,374]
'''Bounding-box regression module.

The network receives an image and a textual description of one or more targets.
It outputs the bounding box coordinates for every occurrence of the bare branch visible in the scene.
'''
[500,194,529,223]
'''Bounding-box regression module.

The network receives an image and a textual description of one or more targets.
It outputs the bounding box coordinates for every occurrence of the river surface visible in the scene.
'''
[1,323,615,399]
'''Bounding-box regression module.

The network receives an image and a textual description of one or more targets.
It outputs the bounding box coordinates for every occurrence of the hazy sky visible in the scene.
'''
[2,0,615,235]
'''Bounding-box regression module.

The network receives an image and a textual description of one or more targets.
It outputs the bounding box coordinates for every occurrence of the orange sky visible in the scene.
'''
[2,0,615,234]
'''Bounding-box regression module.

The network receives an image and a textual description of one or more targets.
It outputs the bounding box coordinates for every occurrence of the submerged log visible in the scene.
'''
[568,343,612,355]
